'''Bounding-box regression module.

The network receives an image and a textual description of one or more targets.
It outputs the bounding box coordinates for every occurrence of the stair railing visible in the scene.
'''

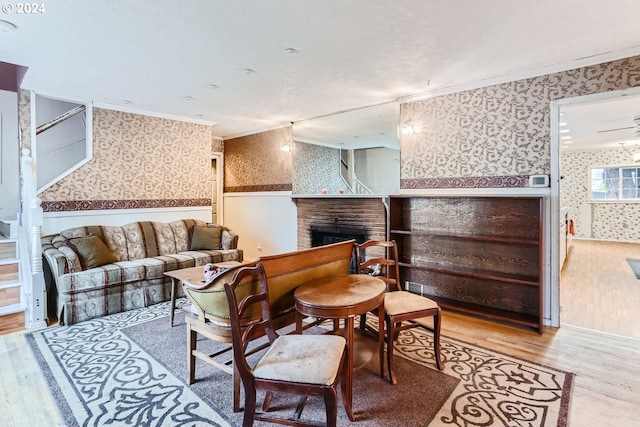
[19,147,47,330]
[353,177,374,195]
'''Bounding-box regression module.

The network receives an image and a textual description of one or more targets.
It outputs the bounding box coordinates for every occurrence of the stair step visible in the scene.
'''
[0,239,17,261]
[0,284,21,309]
[0,263,18,278]
[0,277,22,292]
[0,277,20,287]
[0,303,23,316]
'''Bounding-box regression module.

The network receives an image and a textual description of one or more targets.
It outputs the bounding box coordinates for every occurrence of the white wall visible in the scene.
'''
[355,147,400,194]
[0,90,19,221]
[223,192,297,261]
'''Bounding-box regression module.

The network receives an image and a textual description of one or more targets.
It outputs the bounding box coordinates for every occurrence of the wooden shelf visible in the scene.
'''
[430,296,542,332]
[389,229,539,246]
[389,195,544,333]
[398,261,539,286]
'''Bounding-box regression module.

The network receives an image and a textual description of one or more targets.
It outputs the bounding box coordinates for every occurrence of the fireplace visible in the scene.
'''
[310,225,368,273]
[294,197,387,252]
[310,225,368,247]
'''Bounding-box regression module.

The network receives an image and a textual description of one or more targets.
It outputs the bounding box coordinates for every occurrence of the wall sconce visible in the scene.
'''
[281,141,292,153]
[397,120,419,138]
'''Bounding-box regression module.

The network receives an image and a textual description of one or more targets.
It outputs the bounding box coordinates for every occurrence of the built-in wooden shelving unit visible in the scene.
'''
[388,195,544,332]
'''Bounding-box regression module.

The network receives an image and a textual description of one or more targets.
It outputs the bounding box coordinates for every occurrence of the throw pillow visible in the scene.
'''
[189,225,222,250]
[66,235,118,270]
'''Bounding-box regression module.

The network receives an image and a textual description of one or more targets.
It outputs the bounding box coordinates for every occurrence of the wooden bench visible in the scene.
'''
[182,240,355,411]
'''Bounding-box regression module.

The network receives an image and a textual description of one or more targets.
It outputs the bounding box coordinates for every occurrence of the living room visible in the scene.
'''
[1,2,640,426]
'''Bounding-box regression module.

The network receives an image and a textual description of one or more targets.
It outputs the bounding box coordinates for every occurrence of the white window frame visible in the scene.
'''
[589,164,640,203]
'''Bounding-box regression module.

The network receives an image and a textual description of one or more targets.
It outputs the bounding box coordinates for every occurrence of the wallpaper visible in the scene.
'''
[211,137,224,153]
[400,56,640,189]
[224,126,292,192]
[292,141,352,195]
[18,89,31,151]
[39,108,213,210]
[560,147,640,241]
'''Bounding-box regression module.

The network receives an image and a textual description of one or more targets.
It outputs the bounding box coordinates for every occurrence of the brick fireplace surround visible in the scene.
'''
[294,197,387,250]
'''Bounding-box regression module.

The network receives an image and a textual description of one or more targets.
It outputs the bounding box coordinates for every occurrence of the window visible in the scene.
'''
[590,166,640,201]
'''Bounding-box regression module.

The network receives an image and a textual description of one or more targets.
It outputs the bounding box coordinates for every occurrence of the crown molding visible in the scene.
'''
[93,102,217,126]
[398,46,640,104]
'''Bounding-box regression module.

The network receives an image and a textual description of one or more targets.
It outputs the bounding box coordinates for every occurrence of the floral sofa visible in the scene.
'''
[42,219,243,325]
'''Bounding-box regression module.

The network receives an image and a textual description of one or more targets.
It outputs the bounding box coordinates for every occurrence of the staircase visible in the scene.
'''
[0,219,23,321]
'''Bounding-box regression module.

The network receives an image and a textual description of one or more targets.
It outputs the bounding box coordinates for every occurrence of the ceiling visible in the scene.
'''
[560,93,640,152]
[2,0,640,141]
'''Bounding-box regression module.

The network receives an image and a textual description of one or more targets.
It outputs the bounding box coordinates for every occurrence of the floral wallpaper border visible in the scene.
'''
[401,175,528,189]
[41,198,211,212]
[224,184,292,193]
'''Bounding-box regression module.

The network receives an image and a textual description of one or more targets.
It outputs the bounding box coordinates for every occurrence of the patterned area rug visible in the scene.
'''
[27,300,573,427]
[626,258,640,279]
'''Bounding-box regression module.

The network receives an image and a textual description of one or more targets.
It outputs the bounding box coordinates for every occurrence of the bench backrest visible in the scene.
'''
[257,239,354,320]
[183,240,354,327]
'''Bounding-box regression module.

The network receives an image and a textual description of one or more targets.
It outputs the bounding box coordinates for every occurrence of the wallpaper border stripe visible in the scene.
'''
[224,184,293,192]
[401,175,529,189]
[41,199,212,212]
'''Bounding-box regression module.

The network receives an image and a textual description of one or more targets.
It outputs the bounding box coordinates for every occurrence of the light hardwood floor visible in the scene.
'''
[1,309,639,426]
[560,239,640,339]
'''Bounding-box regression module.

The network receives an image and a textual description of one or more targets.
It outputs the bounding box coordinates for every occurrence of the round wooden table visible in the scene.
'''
[294,274,385,422]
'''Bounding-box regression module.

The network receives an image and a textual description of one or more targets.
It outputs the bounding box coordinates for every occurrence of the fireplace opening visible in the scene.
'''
[310,225,367,272]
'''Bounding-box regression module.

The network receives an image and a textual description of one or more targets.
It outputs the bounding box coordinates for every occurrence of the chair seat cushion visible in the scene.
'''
[254,334,345,385]
[384,291,438,316]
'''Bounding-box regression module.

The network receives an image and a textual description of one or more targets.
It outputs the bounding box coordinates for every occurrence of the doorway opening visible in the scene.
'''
[211,153,223,225]
[555,89,640,340]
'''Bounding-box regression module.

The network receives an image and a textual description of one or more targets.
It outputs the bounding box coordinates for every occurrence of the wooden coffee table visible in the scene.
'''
[163,261,242,326]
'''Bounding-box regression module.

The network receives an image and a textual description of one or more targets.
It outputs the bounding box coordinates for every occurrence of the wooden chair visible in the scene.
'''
[224,263,347,427]
[356,240,443,384]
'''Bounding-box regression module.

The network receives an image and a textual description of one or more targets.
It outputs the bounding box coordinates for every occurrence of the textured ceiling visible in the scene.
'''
[1,0,640,144]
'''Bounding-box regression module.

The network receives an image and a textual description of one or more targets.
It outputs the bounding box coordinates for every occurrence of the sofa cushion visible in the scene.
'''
[178,250,243,265]
[59,225,129,262]
[66,235,118,270]
[140,255,197,279]
[57,261,146,294]
[169,219,204,252]
[189,225,222,250]
[221,228,239,250]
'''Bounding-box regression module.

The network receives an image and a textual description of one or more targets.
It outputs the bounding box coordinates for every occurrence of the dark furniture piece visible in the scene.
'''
[388,195,544,332]
[225,264,347,427]
[294,274,385,422]
[355,240,442,384]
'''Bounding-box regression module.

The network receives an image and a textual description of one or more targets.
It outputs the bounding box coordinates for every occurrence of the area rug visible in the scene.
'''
[626,258,640,279]
[27,300,573,427]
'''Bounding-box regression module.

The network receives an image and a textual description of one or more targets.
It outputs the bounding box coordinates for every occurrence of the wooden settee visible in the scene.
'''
[182,240,355,410]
